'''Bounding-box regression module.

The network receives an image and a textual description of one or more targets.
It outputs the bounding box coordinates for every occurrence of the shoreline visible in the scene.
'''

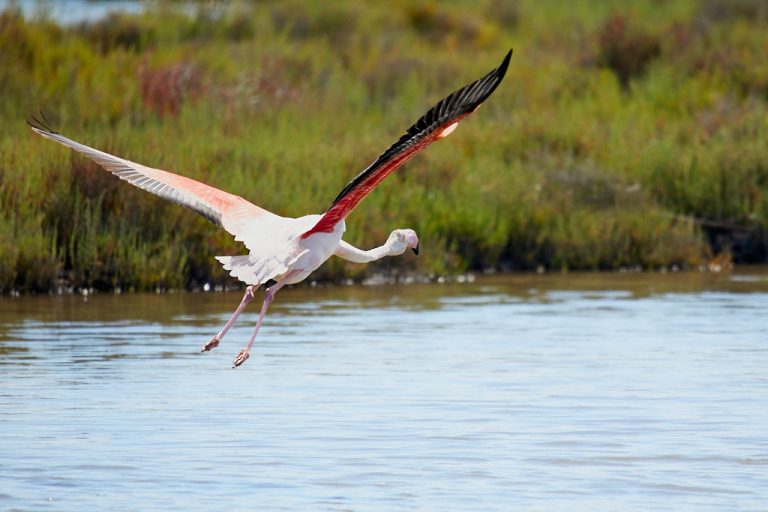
[4,261,761,298]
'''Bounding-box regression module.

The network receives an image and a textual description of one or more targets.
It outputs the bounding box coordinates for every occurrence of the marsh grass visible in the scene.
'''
[1,0,766,293]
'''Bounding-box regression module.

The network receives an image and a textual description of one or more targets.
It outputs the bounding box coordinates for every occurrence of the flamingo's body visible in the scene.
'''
[28,50,512,367]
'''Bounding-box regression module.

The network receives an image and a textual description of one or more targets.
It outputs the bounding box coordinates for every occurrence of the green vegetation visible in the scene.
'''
[1,0,767,294]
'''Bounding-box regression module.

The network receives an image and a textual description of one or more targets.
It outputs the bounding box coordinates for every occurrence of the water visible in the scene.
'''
[1,271,767,511]
[0,0,143,24]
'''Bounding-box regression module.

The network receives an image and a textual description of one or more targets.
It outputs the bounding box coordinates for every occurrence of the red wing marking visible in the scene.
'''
[301,49,512,239]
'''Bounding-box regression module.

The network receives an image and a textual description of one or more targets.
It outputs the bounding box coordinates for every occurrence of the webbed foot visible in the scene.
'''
[232,349,250,368]
[201,335,220,352]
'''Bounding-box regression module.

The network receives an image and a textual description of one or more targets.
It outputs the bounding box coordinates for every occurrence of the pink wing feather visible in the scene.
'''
[27,118,276,241]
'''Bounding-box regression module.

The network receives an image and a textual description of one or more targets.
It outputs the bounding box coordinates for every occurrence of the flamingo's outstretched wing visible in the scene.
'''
[27,117,280,252]
[301,49,512,239]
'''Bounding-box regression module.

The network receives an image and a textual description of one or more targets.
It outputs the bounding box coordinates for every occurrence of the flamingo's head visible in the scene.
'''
[388,229,419,256]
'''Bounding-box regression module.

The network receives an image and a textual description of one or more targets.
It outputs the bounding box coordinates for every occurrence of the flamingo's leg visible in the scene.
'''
[201,285,256,352]
[232,280,288,368]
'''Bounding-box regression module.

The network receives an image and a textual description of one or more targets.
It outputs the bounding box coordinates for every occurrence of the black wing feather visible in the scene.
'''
[330,49,512,206]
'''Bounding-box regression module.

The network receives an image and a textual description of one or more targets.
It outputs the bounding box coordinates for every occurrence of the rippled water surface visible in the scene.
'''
[1,271,767,511]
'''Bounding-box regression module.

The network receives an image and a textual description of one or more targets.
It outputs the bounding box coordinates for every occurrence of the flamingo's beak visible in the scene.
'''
[405,231,419,256]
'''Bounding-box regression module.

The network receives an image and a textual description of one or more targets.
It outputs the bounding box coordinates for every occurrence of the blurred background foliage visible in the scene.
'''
[0,0,767,293]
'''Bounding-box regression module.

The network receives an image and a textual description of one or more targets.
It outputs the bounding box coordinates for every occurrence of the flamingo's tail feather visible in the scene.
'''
[215,255,261,284]
[215,255,251,271]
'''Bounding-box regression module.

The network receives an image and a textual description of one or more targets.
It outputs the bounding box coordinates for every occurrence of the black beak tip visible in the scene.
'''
[411,246,419,256]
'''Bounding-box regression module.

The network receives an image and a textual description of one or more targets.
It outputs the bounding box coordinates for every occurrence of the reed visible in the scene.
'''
[1,0,766,293]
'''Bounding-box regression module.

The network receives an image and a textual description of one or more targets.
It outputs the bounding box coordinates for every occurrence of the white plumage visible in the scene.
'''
[28,50,512,367]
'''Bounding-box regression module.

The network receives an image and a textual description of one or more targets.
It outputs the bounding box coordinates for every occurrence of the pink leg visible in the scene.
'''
[232,281,287,368]
[201,285,256,352]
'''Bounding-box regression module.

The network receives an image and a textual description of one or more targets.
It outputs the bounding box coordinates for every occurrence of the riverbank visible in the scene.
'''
[3,262,751,299]
[1,0,766,294]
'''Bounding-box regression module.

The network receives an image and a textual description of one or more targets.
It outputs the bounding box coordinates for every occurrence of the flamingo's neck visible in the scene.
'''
[336,239,395,263]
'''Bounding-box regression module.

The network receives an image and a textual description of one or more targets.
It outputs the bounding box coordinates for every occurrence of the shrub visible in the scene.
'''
[596,14,661,88]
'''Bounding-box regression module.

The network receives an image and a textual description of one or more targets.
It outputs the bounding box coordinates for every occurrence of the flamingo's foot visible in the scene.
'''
[232,348,250,368]
[201,335,220,352]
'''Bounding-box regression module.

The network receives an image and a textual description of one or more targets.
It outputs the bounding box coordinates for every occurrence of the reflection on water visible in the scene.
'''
[1,270,767,511]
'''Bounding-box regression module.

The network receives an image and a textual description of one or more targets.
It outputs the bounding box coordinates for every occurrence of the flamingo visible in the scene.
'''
[28,50,512,367]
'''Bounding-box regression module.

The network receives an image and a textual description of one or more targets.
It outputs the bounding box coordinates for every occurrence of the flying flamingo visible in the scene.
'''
[28,50,512,367]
